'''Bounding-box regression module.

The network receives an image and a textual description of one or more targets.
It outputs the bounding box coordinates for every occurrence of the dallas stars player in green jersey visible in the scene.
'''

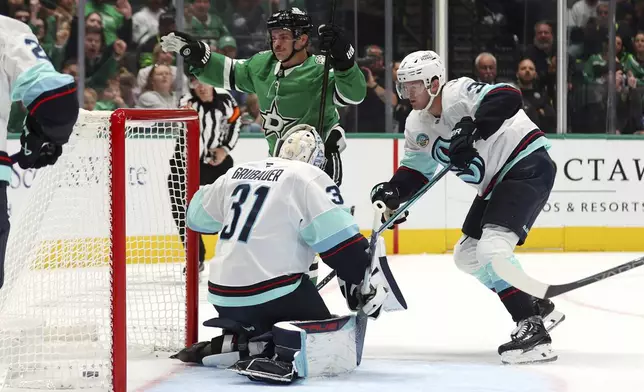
[160,8,366,186]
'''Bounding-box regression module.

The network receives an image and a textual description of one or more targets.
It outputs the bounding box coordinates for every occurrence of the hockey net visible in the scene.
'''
[0,109,200,391]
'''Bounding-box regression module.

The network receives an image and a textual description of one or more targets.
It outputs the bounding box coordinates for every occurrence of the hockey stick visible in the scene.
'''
[353,200,387,365]
[316,0,337,141]
[492,253,644,300]
[316,163,453,291]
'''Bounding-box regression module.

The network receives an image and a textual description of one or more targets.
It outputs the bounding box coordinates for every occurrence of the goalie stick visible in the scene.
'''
[353,201,385,366]
[492,254,644,299]
[316,164,453,291]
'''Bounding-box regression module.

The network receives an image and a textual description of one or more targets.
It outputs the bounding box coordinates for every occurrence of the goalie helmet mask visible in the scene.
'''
[275,124,327,170]
[267,8,312,63]
[396,50,446,111]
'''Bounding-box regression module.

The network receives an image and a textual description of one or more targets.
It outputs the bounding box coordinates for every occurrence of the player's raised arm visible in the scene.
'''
[161,31,256,93]
[317,25,366,107]
[3,16,78,170]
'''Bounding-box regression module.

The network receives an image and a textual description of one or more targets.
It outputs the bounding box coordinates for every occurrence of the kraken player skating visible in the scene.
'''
[160,7,366,186]
[370,51,564,364]
[171,125,404,384]
[0,15,78,289]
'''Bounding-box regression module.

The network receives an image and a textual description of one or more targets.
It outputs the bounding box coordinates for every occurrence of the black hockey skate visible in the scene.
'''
[498,316,557,364]
[533,298,565,333]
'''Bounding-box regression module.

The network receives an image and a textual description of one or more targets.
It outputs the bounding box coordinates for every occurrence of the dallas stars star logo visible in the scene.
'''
[260,99,297,139]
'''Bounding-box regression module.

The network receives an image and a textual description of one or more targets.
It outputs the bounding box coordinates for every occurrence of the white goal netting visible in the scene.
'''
[0,110,198,391]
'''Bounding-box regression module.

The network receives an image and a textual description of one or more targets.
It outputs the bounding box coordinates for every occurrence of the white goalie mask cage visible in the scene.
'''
[396,50,446,110]
[276,124,327,170]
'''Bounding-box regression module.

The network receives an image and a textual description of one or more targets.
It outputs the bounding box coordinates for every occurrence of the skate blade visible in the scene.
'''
[501,343,557,365]
[543,310,565,333]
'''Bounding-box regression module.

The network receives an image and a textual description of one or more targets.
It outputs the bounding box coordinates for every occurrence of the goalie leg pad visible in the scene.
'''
[230,315,357,383]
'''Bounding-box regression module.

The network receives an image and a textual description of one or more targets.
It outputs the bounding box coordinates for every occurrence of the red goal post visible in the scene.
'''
[0,108,201,392]
[110,109,201,391]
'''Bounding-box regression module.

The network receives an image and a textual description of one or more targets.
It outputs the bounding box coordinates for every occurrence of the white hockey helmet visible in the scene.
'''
[275,124,327,170]
[396,50,446,110]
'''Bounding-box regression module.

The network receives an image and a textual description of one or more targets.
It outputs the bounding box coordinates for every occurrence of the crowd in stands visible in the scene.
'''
[4,0,642,134]
[2,0,291,134]
[472,0,644,134]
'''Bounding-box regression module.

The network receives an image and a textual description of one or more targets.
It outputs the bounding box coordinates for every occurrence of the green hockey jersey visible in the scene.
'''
[192,51,366,155]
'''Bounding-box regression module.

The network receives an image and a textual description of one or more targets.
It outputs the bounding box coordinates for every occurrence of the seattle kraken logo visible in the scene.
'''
[432,137,485,185]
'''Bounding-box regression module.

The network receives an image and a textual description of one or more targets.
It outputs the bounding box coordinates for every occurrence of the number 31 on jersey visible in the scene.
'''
[220,184,270,242]
[218,183,346,243]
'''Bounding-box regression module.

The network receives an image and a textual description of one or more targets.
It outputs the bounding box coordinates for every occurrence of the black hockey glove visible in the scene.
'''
[370,182,409,229]
[17,116,63,170]
[448,116,480,170]
[323,128,346,186]
[318,24,355,71]
[160,31,211,69]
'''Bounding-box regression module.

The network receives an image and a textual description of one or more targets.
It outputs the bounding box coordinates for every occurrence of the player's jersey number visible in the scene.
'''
[467,81,486,94]
[326,185,344,205]
[220,184,270,242]
[24,38,48,60]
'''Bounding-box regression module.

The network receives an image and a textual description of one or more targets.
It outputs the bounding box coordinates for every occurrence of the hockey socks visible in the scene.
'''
[497,286,536,323]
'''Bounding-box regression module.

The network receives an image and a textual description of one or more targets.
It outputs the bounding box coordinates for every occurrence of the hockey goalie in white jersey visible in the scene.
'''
[370,51,564,364]
[172,124,403,383]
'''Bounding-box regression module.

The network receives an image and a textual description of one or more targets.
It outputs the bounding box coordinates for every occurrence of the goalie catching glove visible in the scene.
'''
[370,182,409,229]
[160,32,211,69]
[338,236,407,319]
[338,273,386,319]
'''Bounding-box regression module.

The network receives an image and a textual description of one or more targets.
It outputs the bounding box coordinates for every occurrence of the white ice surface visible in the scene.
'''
[119,252,644,392]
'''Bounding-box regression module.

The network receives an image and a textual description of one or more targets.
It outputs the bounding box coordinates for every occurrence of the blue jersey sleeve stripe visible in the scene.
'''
[400,151,439,178]
[300,208,359,253]
[11,62,75,107]
[310,224,360,254]
[187,189,223,233]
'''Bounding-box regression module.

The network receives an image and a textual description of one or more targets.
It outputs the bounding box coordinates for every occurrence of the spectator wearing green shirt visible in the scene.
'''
[186,0,230,46]
[217,35,237,58]
[621,32,644,87]
[82,25,127,90]
[84,0,133,46]
[583,35,621,84]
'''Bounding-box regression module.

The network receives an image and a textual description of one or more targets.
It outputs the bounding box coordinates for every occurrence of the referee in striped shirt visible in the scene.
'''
[169,78,241,273]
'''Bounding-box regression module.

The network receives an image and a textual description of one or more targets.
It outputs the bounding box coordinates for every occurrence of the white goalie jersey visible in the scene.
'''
[401,77,551,198]
[187,157,359,307]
